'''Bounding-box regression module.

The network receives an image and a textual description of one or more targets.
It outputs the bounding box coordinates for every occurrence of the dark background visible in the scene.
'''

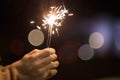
[1,0,120,80]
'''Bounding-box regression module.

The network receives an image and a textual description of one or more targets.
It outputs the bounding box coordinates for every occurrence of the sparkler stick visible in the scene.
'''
[42,4,69,47]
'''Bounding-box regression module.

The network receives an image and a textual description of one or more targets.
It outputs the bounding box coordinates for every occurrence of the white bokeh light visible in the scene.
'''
[28,29,44,46]
[89,32,104,49]
[78,44,94,60]
[89,16,112,54]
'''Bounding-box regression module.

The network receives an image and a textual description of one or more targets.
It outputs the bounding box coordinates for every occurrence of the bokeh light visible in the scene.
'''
[28,29,44,46]
[90,16,112,55]
[78,44,94,60]
[89,32,104,49]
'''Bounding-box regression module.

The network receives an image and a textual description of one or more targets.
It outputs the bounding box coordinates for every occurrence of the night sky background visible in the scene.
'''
[1,0,120,80]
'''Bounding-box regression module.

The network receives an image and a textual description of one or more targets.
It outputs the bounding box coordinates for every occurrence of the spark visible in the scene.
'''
[42,4,70,47]
[68,13,74,16]
[36,25,41,30]
[30,21,35,24]
[42,5,68,27]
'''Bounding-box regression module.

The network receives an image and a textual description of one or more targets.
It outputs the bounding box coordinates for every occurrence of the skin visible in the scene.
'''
[12,48,59,80]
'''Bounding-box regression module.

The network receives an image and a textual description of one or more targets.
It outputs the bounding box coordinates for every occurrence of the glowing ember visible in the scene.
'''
[29,3,73,47]
[42,4,69,47]
[42,5,68,28]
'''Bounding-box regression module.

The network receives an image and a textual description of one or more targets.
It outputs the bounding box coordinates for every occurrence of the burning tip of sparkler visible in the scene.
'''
[42,4,69,28]
[41,3,72,47]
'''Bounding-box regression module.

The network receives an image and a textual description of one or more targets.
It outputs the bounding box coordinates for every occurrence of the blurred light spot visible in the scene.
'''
[78,44,94,60]
[58,41,79,64]
[90,17,112,55]
[28,29,44,46]
[30,21,35,24]
[10,39,25,55]
[89,32,104,49]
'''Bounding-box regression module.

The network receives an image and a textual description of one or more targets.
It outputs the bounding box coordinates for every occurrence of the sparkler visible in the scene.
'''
[42,4,71,47]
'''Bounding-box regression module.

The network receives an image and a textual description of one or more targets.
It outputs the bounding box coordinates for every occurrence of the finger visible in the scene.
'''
[29,49,51,60]
[46,69,58,79]
[36,61,59,72]
[33,54,57,69]
[44,48,56,55]
[30,61,59,77]
[45,61,59,70]
[39,53,57,65]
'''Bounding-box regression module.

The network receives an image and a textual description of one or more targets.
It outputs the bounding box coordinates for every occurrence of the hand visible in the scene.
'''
[15,48,59,80]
